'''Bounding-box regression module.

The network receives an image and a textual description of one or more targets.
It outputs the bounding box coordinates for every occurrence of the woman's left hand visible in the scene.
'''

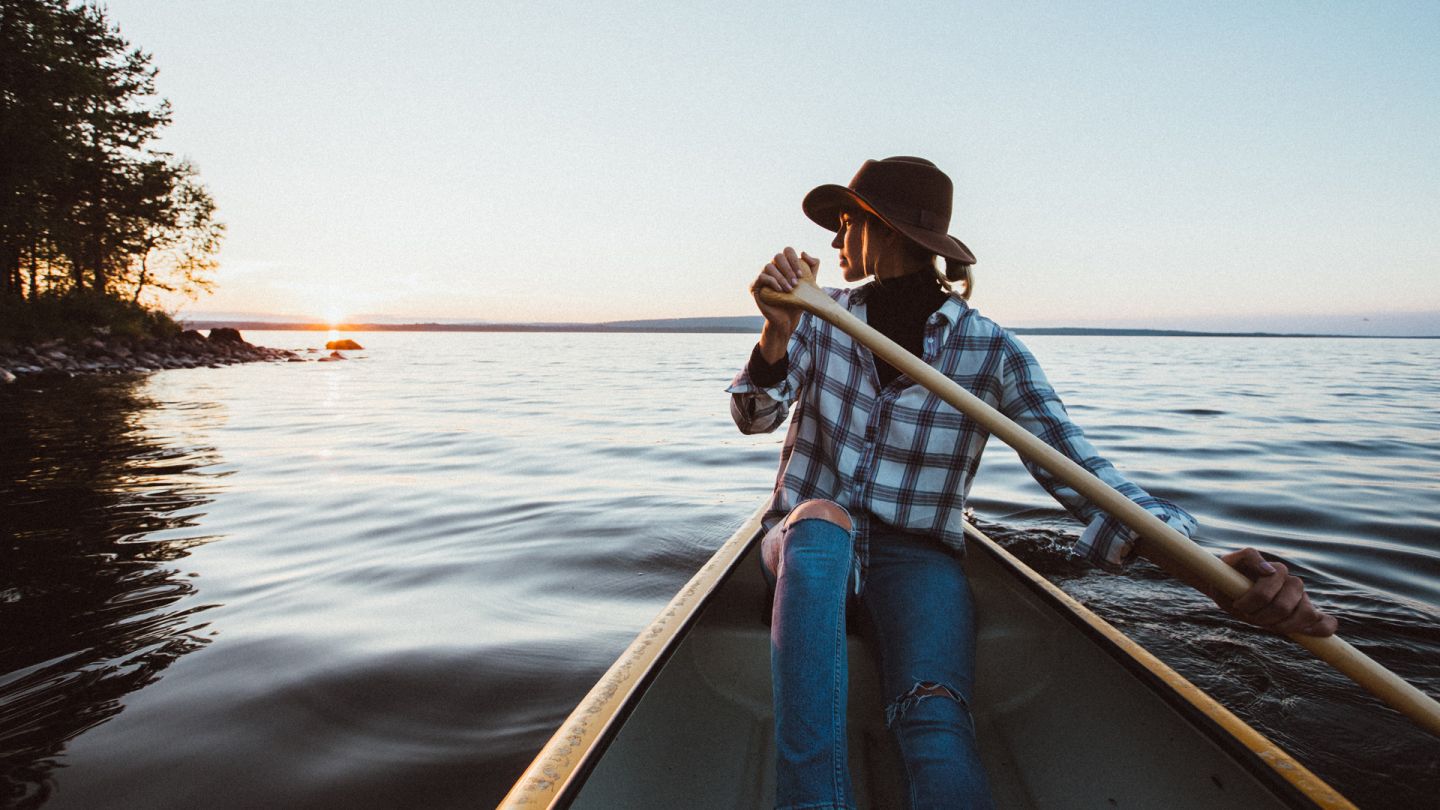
[1213,548,1338,636]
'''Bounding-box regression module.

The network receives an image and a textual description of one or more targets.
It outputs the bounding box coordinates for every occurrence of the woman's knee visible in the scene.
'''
[764,500,852,579]
[785,499,852,532]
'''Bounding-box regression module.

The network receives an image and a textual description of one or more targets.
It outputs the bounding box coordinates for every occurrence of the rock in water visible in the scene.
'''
[325,339,363,350]
[209,327,246,344]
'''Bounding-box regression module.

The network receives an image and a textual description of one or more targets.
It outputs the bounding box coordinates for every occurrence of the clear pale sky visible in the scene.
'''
[104,1,1440,334]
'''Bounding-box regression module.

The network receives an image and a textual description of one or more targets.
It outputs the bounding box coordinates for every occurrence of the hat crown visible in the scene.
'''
[850,157,953,234]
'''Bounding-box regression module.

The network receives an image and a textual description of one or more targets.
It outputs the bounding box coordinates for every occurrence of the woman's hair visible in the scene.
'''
[944,258,974,300]
[853,211,975,300]
[898,233,975,300]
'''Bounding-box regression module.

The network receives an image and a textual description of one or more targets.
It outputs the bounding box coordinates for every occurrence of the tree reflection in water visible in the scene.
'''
[1,375,223,808]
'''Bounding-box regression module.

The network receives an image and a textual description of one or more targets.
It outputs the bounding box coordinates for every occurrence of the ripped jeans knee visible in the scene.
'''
[884,680,970,730]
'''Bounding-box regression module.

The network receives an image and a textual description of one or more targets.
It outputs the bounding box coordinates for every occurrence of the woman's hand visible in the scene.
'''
[1212,548,1338,636]
[750,247,818,363]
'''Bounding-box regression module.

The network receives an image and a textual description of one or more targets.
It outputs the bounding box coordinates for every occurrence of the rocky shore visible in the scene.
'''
[0,328,334,383]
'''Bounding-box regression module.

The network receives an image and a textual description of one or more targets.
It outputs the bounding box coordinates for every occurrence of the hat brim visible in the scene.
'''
[802,184,977,265]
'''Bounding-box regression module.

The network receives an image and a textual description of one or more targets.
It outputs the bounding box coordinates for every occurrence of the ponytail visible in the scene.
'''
[944,257,974,300]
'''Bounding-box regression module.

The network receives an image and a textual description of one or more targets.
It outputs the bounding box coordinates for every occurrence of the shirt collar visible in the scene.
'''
[936,293,969,326]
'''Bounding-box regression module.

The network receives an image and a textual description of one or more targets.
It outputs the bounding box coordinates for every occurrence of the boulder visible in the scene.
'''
[208,327,246,344]
[325,339,363,350]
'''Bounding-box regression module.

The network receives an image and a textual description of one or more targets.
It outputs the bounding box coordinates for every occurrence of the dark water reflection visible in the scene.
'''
[0,376,220,807]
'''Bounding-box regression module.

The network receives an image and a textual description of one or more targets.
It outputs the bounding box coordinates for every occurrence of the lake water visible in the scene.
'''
[1,330,1437,808]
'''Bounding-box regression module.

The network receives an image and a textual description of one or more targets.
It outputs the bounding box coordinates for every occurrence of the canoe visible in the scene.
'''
[499,503,1354,809]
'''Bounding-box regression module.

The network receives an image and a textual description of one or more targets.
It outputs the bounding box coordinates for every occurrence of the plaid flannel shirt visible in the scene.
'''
[727,284,1196,570]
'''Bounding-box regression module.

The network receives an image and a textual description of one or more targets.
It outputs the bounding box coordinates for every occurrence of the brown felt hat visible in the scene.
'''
[802,156,977,266]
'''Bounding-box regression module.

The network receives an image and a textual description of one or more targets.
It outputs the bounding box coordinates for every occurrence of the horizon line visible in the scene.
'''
[178,317,1440,340]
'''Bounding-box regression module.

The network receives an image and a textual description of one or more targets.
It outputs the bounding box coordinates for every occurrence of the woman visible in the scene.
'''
[727,156,1336,810]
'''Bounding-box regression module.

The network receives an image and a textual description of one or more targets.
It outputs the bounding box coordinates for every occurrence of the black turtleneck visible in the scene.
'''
[864,271,949,387]
[747,271,949,390]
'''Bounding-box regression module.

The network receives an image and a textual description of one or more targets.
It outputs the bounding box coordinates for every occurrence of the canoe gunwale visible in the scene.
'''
[962,520,1353,810]
[497,504,769,809]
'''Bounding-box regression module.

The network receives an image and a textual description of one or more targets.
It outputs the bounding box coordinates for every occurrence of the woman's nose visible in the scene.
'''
[831,232,843,249]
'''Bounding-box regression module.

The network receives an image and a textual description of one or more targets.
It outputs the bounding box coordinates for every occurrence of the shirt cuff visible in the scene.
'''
[746,342,788,388]
[1075,508,1198,569]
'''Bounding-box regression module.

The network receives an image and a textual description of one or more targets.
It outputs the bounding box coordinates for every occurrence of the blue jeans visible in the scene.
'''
[765,515,994,810]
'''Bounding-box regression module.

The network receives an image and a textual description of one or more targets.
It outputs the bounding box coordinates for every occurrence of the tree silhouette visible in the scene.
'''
[0,0,221,309]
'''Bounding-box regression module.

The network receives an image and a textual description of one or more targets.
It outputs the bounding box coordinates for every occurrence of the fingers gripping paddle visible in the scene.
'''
[758,273,1440,738]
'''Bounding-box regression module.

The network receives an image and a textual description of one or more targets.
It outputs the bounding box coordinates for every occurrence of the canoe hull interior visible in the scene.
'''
[561,526,1343,809]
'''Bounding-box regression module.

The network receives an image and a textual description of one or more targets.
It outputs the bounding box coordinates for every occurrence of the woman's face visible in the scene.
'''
[834,211,872,283]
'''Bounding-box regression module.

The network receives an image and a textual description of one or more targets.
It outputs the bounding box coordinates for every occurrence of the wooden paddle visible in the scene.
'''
[758,274,1440,738]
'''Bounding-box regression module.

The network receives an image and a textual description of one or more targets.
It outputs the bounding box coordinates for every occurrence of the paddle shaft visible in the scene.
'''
[759,278,1440,738]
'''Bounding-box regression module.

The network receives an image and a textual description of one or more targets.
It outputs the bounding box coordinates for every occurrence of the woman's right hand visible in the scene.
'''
[1213,548,1338,636]
[750,247,818,361]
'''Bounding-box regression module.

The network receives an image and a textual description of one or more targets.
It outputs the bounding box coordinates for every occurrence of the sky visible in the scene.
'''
[101,1,1440,334]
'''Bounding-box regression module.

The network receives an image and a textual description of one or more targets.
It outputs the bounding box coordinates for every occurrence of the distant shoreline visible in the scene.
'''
[181,318,1440,340]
